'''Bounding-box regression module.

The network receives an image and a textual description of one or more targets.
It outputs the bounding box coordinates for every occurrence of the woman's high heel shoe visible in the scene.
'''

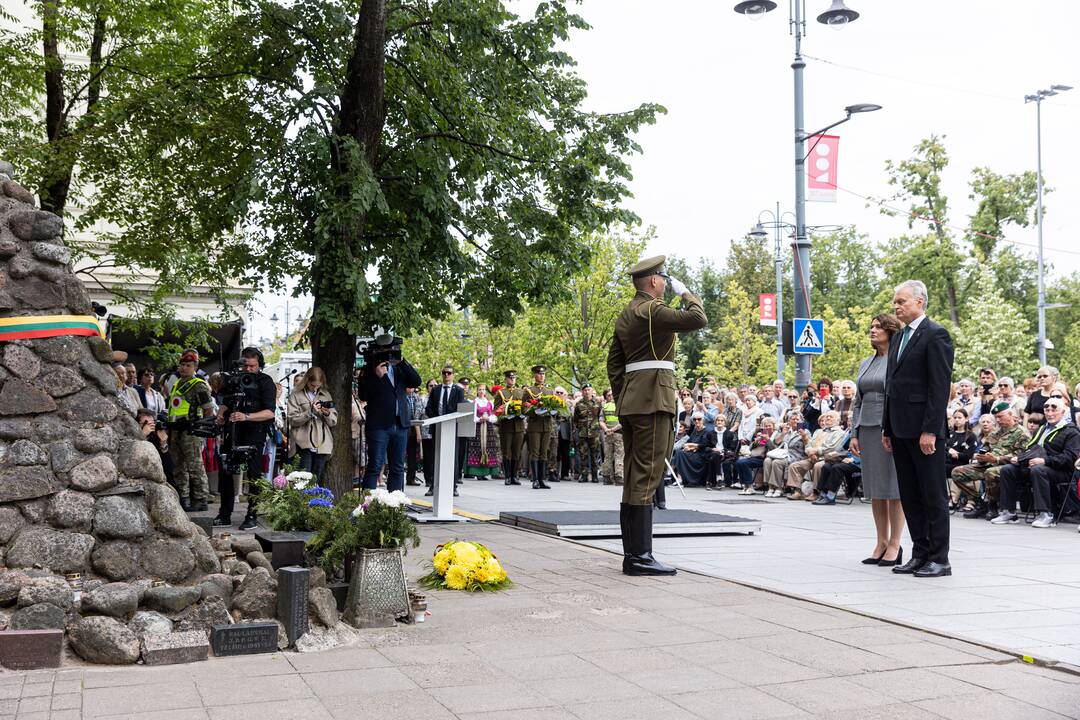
[861,548,886,565]
[878,546,904,567]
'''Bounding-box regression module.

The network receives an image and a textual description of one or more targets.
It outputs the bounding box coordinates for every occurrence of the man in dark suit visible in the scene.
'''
[360,340,422,493]
[425,365,465,497]
[883,280,955,578]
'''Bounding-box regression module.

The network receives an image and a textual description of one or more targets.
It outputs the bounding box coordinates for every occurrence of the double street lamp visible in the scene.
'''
[734,0,879,391]
[1024,84,1072,365]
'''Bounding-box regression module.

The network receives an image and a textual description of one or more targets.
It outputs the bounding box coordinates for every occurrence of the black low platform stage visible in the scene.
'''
[498,508,761,538]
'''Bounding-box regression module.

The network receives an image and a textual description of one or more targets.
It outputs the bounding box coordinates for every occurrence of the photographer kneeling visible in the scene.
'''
[359,336,421,493]
[287,367,338,480]
[215,347,277,530]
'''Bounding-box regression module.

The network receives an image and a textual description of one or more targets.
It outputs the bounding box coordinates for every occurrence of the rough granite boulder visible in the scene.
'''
[93,495,150,540]
[0,506,26,543]
[143,483,188,536]
[231,567,278,619]
[175,596,231,634]
[6,527,94,574]
[73,426,116,454]
[309,587,339,628]
[67,615,140,665]
[0,465,59,503]
[0,569,31,605]
[82,582,139,619]
[10,602,66,630]
[128,610,173,639]
[9,439,48,465]
[142,585,201,615]
[17,576,73,610]
[117,440,166,483]
[41,367,85,398]
[70,455,119,492]
[190,533,221,574]
[45,490,95,531]
[0,378,56,415]
[91,541,140,581]
[140,539,196,583]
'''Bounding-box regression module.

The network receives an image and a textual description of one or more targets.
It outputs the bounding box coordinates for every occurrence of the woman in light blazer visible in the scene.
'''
[851,314,906,567]
[287,367,338,481]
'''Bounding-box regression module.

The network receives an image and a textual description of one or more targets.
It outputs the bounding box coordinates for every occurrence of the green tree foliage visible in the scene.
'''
[808,228,880,314]
[811,304,872,382]
[954,268,1035,381]
[695,280,774,386]
[966,167,1041,261]
[883,135,963,325]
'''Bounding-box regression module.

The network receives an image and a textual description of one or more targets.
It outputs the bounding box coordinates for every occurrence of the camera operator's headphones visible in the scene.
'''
[241,346,266,369]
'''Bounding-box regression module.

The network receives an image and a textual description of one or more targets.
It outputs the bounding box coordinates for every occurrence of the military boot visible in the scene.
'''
[534,461,551,489]
[623,504,676,576]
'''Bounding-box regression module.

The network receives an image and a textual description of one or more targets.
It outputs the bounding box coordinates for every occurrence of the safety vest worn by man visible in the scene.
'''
[169,377,210,421]
[602,401,619,430]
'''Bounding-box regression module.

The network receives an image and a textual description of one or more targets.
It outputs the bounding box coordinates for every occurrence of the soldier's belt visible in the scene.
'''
[624,360,675,373]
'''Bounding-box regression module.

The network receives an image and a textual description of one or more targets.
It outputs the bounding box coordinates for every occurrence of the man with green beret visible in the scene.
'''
[607,255,708,575]
[950,401,1030,520]
[494,370,524,485]
[522,364,553,489]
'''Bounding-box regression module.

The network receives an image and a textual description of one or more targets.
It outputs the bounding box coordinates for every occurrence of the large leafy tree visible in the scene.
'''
[954,268,1035,381]
[695,280,774,386]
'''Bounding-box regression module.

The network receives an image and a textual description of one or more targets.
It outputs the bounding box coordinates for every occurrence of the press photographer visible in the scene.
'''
[358,335,421,493]
[214,347,277,530]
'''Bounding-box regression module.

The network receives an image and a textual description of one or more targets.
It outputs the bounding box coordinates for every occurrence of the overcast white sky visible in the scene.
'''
[251,0,1078,342]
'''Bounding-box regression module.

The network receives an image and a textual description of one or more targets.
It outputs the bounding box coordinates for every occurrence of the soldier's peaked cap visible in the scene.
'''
[628,255,666,278]
[581,382,592,389]
[531,365,546,374]
[503,370,517,377]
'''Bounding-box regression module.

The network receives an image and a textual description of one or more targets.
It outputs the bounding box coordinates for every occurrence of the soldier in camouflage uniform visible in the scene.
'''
[522,364,553,489]
[600,388,623,486]
[493,370,523,486]
[950,402,1030,519]
[574,383,603,483]
[167,349,215,511]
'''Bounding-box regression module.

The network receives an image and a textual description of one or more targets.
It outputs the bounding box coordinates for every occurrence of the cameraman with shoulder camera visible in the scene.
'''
[360,336,421,493]
[214,347,277,530]
[168,350,215,511]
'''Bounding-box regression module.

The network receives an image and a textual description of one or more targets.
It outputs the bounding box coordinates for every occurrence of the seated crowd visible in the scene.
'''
[669,366,1080,529]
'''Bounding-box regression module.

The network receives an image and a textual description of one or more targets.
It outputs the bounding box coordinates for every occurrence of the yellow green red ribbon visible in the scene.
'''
[0,315,105,341]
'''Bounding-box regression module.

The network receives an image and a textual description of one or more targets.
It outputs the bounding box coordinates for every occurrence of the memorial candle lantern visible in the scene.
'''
[65,573,83,607]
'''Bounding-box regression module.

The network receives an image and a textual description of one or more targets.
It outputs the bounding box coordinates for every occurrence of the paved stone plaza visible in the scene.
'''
[433,481,1080,670]
[3,519,1079,719]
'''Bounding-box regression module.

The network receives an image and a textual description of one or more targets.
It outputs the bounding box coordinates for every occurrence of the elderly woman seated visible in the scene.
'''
[672,412,716,487]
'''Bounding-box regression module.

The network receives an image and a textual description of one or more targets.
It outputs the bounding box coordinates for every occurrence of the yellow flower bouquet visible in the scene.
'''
[419,540,513,592]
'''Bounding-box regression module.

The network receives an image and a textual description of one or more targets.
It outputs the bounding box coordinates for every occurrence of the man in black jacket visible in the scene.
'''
[883,280,955,578]
[993,398,1080,528]
[424,365,465,496]
[360,342,422,493]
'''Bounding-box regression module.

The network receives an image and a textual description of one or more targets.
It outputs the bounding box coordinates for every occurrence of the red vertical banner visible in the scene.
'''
[759,293,777,326]
[806,134,839,202]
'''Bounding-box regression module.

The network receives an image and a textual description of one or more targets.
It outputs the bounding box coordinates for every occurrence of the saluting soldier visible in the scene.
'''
[167,349,215,511]
[522,364,553,489]
[493,370,524,486]
[607,256,707,575]
[573,383,603,483]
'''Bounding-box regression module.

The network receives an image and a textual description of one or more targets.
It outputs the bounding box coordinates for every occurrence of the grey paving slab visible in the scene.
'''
[83,680,203,717]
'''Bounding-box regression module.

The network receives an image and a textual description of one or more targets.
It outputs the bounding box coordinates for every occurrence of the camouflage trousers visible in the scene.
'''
[172,431,208,502]
[949,463,1002,504]
[601,430,624,487]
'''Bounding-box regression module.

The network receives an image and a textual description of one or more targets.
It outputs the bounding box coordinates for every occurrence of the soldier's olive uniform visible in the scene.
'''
[608,254,707,577]
[607,291,707,505]
[574,396,603,482]
[494,383,525,485]
[950,423,1030,507]
[523,382,554,487]
[168,376,214,503]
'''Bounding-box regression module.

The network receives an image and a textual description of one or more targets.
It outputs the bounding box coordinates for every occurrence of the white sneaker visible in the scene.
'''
[738,487,755,495]
[801,481,813,495]
[1032,512,1055,529]
[767,489,778,498]
[990,511,1019,525]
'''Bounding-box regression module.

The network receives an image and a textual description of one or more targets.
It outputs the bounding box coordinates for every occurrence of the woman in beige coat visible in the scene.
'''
[287,367,338,480]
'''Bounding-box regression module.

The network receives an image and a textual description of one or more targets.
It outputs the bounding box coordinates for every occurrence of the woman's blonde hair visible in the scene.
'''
[300,366,328,392]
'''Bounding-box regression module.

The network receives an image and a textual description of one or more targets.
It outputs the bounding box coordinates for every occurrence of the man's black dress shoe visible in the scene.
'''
[913,561,952,578]
[891,557,927,574]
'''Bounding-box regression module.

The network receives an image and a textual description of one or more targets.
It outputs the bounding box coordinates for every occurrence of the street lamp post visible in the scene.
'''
[1025,84,1071,365]
[734,0,876,392]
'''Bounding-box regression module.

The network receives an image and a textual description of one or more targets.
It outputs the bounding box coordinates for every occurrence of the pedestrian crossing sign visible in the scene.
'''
[793,318,825,355]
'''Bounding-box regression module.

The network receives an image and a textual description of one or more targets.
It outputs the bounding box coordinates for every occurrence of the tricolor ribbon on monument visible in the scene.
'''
[0,314,105,341]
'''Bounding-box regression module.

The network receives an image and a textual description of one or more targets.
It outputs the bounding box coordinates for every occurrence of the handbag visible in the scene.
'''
[1016,446,1046,468]
[766,447,789,460]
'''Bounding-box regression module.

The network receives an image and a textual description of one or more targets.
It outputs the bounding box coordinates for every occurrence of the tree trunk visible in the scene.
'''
[312,0,387,503]
[41,0,69,215]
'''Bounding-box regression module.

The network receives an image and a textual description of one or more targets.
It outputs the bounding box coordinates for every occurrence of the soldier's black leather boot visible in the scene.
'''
[619,503,631,559]
[623,504,677,576]
[535,461,551,489]
[530,460,540,489]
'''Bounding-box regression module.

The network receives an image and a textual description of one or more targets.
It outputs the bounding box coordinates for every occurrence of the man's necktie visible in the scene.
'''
[897,325,912,358]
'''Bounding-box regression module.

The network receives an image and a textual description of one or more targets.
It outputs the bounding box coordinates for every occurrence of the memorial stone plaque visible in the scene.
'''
[0,629,63,670]
[255,530,308,568]
[327,582,348,612]
[210,622,278,656]
[142,630,209,665]
[277,567,309,647]
[189,515,214,536]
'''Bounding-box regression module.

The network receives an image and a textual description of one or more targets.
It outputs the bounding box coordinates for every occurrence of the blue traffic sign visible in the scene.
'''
[793,318,824,355]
